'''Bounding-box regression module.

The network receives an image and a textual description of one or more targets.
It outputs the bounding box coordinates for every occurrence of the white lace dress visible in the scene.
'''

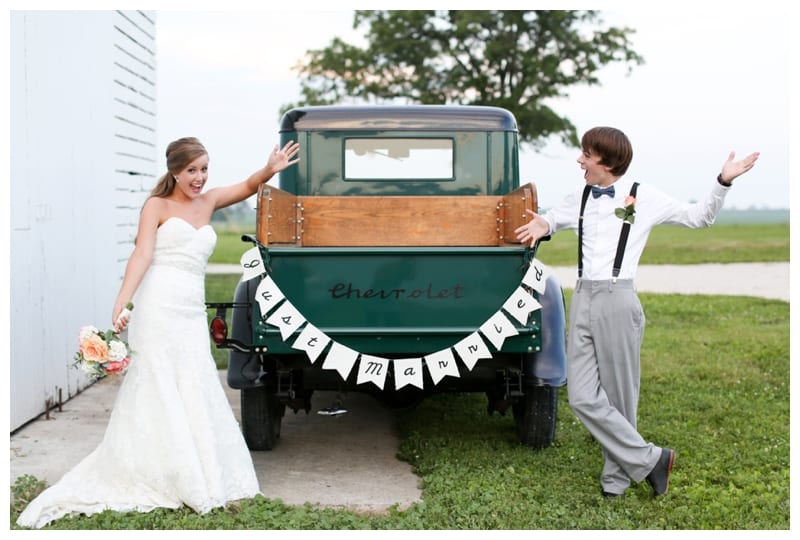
[17,217,260,529]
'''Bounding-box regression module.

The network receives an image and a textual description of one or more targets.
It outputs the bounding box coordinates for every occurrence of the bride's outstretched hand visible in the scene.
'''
[267,140,300,174]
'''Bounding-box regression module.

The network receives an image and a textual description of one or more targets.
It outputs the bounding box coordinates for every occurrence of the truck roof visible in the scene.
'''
[279,105,518,132]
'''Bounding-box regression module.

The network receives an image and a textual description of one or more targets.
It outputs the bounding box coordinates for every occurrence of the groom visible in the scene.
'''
[515,126,759,497]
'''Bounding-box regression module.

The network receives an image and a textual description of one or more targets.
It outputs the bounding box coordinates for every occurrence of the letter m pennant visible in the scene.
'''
[357,355,390,390]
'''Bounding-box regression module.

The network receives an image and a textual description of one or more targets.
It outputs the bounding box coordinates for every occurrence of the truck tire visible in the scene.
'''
[512,385,558,449]
[240,385,285,451]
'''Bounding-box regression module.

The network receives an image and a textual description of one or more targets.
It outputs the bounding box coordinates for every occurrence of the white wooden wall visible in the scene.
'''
[10,11,157,431]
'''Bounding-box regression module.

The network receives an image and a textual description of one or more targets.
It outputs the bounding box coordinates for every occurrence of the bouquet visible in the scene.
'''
[73,303,134,379]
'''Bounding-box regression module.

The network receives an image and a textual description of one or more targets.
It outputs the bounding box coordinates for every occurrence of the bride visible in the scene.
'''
[17,137,300,529]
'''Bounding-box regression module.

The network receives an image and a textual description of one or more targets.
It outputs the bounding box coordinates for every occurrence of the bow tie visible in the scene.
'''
[591,185,615,199]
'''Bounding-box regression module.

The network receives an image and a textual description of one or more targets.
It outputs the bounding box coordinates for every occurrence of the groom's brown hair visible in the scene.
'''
[581,127,633,177]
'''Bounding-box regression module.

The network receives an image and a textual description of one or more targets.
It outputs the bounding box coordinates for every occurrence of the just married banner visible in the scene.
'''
[238,246,550,391]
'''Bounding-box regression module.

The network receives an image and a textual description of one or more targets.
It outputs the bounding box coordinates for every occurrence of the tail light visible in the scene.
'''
[210,317,228,345]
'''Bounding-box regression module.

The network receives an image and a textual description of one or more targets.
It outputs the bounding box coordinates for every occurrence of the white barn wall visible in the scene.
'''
[10,11,157,431]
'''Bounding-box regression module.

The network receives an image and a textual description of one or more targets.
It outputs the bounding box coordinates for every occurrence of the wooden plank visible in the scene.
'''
[256,183,541,247]
[501,182,538,244]
[257,186,299,245]
[298,196,503,246]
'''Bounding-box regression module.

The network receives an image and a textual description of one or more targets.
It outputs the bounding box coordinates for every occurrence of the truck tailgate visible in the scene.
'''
[253,246,541,355]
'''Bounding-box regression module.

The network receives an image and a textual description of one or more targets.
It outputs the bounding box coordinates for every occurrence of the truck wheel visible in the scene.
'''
[512,385,558,449]
[240,385,285,451]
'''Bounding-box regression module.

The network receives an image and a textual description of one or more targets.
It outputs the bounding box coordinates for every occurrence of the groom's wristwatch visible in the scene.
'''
[717,173,732,187]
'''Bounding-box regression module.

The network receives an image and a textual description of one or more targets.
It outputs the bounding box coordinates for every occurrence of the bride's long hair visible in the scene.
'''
[149,137,208,198]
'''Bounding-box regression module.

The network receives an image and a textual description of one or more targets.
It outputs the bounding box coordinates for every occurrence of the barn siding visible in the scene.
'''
[10,11,157,431]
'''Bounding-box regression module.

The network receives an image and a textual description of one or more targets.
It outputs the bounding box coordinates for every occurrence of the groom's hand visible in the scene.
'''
[720,151,760,184]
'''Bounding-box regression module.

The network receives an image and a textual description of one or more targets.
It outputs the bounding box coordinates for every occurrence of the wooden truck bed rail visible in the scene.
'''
[256,183,538,247]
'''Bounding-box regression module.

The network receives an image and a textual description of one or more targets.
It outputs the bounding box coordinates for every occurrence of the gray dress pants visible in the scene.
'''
[567,279,661,494]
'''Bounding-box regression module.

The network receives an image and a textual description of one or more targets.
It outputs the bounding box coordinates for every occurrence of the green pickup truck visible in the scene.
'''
[209,105,566,451]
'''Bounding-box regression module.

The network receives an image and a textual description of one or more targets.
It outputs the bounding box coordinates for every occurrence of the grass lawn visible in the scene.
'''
[12,293,789,530]
[210,223,790,268]
[535,223,789,266]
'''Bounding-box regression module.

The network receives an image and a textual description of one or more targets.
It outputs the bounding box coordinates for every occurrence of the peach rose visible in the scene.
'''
[80,334,109,363]
[624,195,637,207]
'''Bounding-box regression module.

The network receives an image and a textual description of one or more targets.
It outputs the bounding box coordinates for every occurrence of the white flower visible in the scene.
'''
[107,339,128,362]
[81,360,98,374]
[79,325,99,340]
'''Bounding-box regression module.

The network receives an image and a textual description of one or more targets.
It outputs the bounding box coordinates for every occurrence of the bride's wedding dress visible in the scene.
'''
[17,217,260,528]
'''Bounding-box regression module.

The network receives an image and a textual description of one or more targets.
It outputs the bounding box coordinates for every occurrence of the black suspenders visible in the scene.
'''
[577,184,592,279]
[578,182,640,281]
[612,182,639,280]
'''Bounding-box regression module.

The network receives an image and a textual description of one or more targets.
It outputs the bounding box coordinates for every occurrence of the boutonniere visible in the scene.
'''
[614,195,637,224]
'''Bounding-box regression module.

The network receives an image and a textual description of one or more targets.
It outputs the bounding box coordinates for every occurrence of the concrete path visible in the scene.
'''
[549,262,789,302]
[10,262,789,516]
[10,375,421,513]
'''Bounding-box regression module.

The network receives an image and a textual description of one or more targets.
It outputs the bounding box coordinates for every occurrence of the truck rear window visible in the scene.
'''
[344,138,453,181]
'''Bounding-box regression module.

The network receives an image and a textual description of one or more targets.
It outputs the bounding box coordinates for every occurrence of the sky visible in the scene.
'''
[155,6,792,211]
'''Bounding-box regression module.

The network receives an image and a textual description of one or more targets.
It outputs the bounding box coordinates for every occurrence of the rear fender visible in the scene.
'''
[227,276,264,389]
[525,274,567,386]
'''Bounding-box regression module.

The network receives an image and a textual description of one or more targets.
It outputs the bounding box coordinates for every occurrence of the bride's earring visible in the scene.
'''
[174,176,179,183]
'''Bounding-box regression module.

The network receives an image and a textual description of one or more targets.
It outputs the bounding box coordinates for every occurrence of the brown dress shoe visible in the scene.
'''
[646,447,675,496]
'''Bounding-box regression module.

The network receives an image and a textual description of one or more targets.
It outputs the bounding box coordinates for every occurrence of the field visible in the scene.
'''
[209,219,790,267]
[536,222,789,266]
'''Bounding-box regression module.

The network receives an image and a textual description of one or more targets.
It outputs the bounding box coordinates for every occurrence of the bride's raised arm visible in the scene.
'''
[207,140,300,211]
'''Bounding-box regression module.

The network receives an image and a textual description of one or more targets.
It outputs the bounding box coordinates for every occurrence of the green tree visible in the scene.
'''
[286,10,643,149]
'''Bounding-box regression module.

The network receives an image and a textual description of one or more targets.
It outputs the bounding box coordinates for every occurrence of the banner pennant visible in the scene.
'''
[255,275,285,317]
[238,248,558,391]
[479,311,519,350]
[357,354,390,390]
[453,332,493,371]
[322,341,359,381]
[291,323,331,364]
[521,258,551,294]
[265,300,306,341]
[240,246,265,281]
[502,286,542,325]
[393,358,424,390]
[425,348,460,385]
